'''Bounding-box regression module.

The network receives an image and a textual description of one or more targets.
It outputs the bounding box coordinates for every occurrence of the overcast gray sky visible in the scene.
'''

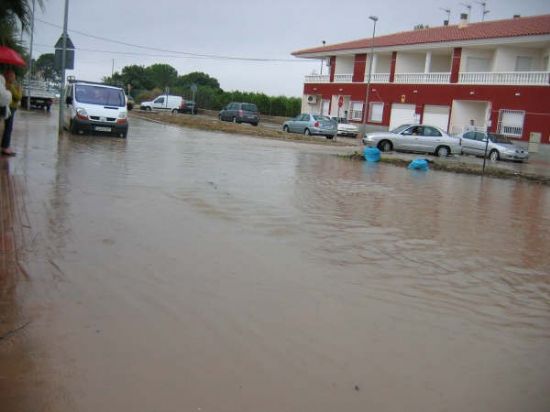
[30,0,549,96]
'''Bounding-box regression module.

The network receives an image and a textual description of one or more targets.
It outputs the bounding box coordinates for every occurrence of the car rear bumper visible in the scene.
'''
[501,152,529,161]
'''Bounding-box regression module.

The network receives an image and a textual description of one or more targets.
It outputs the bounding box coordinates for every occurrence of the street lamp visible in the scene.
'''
[320,40,326,76]
[362,15,378,135]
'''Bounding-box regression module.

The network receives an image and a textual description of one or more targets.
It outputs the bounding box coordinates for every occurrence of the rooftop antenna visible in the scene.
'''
[460,2,472,20]
[440,7,451,25]
[475,1,490,21]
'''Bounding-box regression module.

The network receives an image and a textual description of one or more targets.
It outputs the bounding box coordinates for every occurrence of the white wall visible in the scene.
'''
[395,53,425,73]
[335,56,354,74]
[365,54,391,76]
[460,48,495,72]
[493,47,543,71]
[431,55,452,72]
[302,95,321,114]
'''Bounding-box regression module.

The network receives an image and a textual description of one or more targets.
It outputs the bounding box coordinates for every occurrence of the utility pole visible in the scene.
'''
[26,0,36,110]
[58,0,70,137]
[320,40,326,76]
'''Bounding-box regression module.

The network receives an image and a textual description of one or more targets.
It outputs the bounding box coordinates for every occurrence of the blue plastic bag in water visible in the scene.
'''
[408,158,429,171]
[363,147,381,162]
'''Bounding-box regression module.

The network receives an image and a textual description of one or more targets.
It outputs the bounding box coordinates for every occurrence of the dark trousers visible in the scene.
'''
[1,109,16,149]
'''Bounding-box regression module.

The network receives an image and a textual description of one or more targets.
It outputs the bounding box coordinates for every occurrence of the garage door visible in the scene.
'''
[389,104,416,130]
[423,105,450,131]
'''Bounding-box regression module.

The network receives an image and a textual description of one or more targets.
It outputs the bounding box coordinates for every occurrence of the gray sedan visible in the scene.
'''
[362,124,461,157]
[283,114,337,139]
[459,131,529,162]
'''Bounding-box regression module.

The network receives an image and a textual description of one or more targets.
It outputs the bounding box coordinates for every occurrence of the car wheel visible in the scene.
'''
[218,114,223,121]
[326,135,334,140]
[304,128,311,136]
[147,107,152,111]
[489,150,500,161]
[378,140,392,152]
[252,122,258,126]
[435,146,450,157]
[232,117,237,123]
[283,125,289,133]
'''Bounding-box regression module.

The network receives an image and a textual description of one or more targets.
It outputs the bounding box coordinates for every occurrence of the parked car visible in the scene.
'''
[459,131,529,162]
[126,95,134,111]
[283,113,337,139]
[178,99,197,114]
[219,102,259,125]
[362,124,460,157]
[140,95,183,113]
[63,80,128,138]
[332,117,359,138]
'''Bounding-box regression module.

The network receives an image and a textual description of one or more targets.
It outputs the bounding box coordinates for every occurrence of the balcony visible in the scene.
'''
[368,73,390,83]
[394,72,451,84]
[333,74,353,83]
[459,71,550,85]
[304,75,330,83]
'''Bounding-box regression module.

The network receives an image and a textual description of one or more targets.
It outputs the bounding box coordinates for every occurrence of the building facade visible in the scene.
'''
[292,14,550,145]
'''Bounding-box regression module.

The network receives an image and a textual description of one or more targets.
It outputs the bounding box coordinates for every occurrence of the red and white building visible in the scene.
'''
[292,14,550,146]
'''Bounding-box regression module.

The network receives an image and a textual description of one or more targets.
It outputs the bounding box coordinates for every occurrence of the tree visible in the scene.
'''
[0,0,43,47]
[34,53,60,81]
[145,63,178,90]
[176,71,221,90]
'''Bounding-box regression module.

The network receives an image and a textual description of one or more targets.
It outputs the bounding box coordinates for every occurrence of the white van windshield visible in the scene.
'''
[75,85,125,107]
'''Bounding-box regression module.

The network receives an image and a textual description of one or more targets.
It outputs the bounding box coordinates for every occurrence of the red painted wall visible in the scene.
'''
[329,57,336,83]
[389,52,397,83]
[353,54,367,83]
[451,48,462,83]
[303,82,550,143]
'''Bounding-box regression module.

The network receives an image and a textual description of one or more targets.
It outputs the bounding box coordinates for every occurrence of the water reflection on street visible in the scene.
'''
[1,110,549,411]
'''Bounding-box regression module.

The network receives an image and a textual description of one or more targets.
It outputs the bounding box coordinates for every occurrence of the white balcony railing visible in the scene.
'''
[333,74,353,83]
[304,75,330,83]
[368,73,390,83]
[394,72,451,84]
[459,71,550,85]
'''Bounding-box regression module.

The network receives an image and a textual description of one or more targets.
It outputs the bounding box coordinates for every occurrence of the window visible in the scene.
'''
[463,131,475,140]
[75,85,125,107]
[423,126,442,137]
[497,110,525,137]
[154,97,165,104]
[515,56,533,72]
[369,102,384,123]
[350,101,363,121]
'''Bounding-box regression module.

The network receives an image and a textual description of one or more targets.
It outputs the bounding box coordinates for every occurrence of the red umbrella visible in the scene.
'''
[0,46,26,67]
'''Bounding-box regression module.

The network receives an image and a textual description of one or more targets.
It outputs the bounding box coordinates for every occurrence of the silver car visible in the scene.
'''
[459,131,529,162]
[362,124,461,157]
[283,114,337,139]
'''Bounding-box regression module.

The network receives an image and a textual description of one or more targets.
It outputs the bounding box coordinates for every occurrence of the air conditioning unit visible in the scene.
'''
[307,95,318,104]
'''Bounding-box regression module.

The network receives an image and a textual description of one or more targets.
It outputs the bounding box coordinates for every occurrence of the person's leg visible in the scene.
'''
[1,109,16,154]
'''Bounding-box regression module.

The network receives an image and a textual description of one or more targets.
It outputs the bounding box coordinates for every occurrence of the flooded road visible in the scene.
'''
[1,110,549,411]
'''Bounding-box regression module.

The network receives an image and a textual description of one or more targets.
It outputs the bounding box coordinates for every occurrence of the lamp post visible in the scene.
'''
[320,40,326,76]
[361,16,378,136]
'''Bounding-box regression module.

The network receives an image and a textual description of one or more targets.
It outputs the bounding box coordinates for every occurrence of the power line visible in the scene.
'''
[35,18,300,63]
[32,42,309,64]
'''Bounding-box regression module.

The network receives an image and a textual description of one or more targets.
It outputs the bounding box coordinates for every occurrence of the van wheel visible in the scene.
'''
[232,117,237,123]
[69,121,79,135]
[283,125,289,133]
[171,109,178,114]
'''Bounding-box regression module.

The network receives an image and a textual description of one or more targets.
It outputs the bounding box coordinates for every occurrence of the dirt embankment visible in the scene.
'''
[341,151,550,185]
[131,111,353,146]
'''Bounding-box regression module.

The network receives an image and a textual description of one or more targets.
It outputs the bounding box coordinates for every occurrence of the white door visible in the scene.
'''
[423,105,450,131]
[389,104,416,130]
[321,99,330,116]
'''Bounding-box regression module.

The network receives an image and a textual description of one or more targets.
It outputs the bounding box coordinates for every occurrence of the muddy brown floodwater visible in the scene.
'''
[1,110,549,411]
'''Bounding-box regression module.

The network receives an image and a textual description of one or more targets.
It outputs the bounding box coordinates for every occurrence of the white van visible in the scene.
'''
[64,80,129,138]
[139,95,183,113]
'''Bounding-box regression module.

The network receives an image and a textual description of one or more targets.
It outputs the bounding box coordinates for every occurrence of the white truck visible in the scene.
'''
[21,80,58,112]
